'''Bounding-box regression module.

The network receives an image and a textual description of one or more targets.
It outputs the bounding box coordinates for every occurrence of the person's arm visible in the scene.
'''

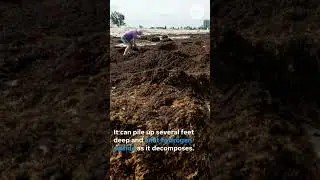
[132,37,137,47]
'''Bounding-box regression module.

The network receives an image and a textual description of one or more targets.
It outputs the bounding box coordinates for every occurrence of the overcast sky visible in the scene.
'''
[110,0,210,28]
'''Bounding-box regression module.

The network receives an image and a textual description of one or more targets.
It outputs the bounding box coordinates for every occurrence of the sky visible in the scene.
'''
[110,0,210,28]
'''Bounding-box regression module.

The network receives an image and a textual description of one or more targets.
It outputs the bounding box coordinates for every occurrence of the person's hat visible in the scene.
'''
[136,29,143,35]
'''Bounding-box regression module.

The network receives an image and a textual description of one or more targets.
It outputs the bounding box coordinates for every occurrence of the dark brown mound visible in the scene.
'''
[140,35,161,42]
[149,36,160,42]
[160,38,173,42]
[157,41,177,50]
[0,0,109,179]
[211,0,320,179]
[161,35,168,39]
[212,0,320,40]
[213,30,320,100]
[110,35,210,179]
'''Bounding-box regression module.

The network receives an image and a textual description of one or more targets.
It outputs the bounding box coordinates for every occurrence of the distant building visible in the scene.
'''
[203,20,210,29]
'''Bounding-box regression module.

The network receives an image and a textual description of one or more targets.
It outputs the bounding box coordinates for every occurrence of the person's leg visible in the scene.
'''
[123,43,132,56]
[121,36,131,56]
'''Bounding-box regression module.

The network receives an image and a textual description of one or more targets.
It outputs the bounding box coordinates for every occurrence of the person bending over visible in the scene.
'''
[121,29,143,56]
